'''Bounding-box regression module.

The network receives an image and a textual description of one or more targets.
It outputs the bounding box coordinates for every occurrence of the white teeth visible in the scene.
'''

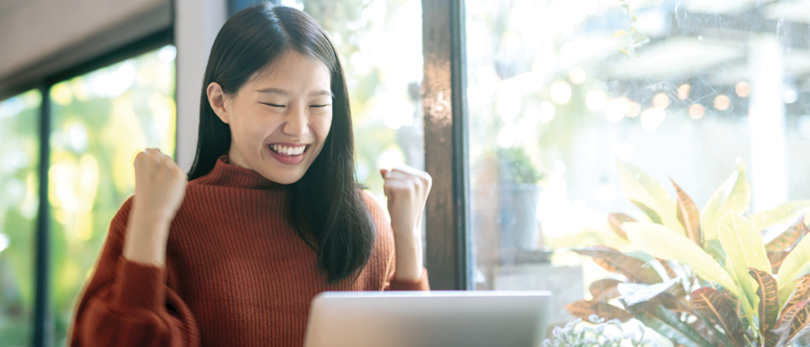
[270,144,306,156]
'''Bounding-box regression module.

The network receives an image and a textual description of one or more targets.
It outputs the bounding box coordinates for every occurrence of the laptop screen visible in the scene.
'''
[303,291,552,347]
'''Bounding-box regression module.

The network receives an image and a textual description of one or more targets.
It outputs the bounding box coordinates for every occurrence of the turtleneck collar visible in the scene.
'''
[191,155,286,190]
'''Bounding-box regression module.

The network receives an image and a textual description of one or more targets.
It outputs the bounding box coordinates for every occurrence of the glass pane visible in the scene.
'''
[466,0,810,340]
[49,45,176,345]
[0,90,41,346]
[298,0,424,203]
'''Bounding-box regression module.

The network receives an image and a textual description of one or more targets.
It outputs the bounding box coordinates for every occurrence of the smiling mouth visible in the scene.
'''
[268,144,309,157]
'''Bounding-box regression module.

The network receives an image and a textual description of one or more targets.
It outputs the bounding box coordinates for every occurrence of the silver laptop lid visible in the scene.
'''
[304,291,552,347]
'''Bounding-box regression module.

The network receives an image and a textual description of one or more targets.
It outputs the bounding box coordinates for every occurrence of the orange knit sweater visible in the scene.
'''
[69,156,429,347]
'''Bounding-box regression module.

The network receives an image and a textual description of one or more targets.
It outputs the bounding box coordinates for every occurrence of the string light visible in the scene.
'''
[653,93,670,109]
[640,108,666,130]
[714,94,730,111]
[626,101,641,118]
[688,104,705,119]
[735,81,750,98]
[678,84,691,100]
[569,68,587,85]
[550,81,572,105]
[586,90,607,112]
[604,97,629,122]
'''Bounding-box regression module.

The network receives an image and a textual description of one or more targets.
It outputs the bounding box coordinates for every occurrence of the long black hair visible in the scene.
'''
[187,3,375,283]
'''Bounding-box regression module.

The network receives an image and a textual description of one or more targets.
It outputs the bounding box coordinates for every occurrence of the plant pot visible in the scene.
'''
[497,183,541,256]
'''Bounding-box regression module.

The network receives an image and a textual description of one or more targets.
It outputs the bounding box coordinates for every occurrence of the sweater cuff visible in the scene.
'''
[390,268,430,291]
[113,259,167,311]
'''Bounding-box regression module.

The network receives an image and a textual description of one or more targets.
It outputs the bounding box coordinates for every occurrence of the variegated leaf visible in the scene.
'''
[764,213,808,253]
[769,251,789,273]
[773,300,810,347]
[565,299,633,322]
[749,267,779,339]
[608,213,635,240]
[783,274,810,313]
[629,303,716,347]
[672,178,703,247]
[690,287,744,347]
[590,278,622,302]
[574,246,662,284]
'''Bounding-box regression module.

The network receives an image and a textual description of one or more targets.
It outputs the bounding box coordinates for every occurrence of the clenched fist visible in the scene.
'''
[380,165,432,281]
[123,148,187,266]
[132,148,188,221]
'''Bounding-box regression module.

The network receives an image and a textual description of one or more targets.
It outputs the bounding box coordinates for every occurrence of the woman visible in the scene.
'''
[69,3,431,346]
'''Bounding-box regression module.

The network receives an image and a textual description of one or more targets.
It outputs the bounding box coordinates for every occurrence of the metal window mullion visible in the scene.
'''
[33,83,53,347]
[422,0,470,290]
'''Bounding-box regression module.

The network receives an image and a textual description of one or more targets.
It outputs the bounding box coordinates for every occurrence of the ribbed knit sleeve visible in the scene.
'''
[69,197,200,347]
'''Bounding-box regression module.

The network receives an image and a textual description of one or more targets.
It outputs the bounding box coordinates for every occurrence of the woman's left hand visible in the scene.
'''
[380,166,432,282]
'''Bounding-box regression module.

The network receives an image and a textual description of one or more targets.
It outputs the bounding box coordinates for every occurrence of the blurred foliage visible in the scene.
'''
[496,147,546,185]
[0,90,41,347]
[569,162,810,346]
[46,46,176,345]
[0,46,176,346]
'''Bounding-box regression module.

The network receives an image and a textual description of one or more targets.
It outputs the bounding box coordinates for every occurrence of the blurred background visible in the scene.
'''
[1,0,809,346]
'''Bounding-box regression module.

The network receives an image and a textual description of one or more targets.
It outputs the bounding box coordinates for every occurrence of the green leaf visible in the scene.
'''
[623,222,739,298]
[750,201,810,232]
[671,178,703,247]
[701,162,750,241]
[631,200,662,224]
[777,231,810,296]
[718,211,771,318]
[690,287,744,347]
[629,304,714,347]
[614,29,629,37]
[617,161,683,235]
[749,268,779,340]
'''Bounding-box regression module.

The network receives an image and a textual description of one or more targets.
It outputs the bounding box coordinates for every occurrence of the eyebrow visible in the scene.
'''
[256,88,334,98]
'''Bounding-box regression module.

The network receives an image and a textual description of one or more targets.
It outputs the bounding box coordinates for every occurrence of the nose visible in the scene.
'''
[282,104,309,136]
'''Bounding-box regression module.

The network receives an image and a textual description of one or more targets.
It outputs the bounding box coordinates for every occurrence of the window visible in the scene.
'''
[297,0,424,204]
[47,45,176,345]
[0,90,41,346]
[465,0,810,327]
[0,44,175,346]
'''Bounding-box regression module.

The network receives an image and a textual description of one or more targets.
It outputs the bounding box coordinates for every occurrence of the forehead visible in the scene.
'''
[251,50,331,87]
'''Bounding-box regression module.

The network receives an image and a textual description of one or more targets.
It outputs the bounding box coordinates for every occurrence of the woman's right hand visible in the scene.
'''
[123,148,188,266]
[132,148,188,221]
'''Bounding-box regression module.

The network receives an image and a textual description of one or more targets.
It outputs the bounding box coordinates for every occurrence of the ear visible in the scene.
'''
[207,82,231,124]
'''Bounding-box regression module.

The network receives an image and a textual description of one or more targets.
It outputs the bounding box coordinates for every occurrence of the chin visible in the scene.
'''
[258,167,305,185]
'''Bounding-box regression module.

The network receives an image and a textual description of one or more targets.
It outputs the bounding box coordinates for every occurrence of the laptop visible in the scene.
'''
[303,291,552,347]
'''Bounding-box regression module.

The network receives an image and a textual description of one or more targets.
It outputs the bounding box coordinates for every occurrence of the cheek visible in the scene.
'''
[231,112,270,143]
[315,114,333,142]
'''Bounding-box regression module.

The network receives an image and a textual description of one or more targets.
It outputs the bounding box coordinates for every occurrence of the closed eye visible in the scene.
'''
[310,104,331,108]
[261,102,285,108]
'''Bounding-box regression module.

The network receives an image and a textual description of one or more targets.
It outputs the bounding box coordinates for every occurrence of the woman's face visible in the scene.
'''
[207,50,333,184]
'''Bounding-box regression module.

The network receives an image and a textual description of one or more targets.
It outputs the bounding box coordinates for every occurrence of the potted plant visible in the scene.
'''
[560,161,810,347]
[494,147,546,262]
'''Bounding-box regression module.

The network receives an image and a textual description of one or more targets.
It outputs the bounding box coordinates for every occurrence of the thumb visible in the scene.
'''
[379,168,389,179]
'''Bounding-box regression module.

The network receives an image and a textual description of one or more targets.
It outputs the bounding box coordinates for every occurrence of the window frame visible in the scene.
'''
[6,1,476,345]
[421,0,471,290]
[1,28,174,347]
